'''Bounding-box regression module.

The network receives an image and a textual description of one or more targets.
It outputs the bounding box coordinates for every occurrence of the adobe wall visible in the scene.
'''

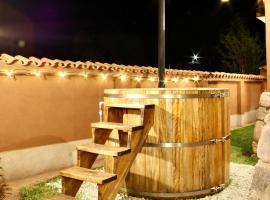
[0,54,266,180]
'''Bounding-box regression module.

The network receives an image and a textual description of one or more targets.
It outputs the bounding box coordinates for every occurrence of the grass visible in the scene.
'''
[20,177,59,200]
[231,125,258,165]
[19,125,258,199]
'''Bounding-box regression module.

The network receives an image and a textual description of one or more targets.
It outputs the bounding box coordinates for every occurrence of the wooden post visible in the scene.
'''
[266,0,270,90]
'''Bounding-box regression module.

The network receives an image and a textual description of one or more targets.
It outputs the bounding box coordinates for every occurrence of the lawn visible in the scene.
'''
[231,125,258,165]
[20,125,258,200]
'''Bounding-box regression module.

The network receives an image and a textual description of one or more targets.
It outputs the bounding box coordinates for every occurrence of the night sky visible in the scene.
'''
[0,0,265,72]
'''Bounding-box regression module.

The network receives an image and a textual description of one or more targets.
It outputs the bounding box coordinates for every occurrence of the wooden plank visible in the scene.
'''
[61,166,117,185]
[99,105,155,199]
[77,143,131,156]
[105,103,153,109]
[91,122,143,132]
[46,194,76,200]
[61,177,82,197]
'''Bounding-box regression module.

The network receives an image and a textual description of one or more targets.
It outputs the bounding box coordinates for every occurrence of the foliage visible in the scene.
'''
[0,160,10,200]
[231,125,258,165]
[219,17,265,74]
[20,178,59,200]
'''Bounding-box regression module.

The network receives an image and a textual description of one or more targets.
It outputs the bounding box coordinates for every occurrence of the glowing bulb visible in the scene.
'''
[148,77,155,82]
[82,72,88,78]
[221,0,229,3]
[120,75,127,81]
[101,74,107,80]
[172,77,179,83]
[6,70,13,78]
[58,71,66,78]
[34,71,41,78]
[192,76,201,82]
[135,77,142,82]
[164,79,168,84]
[183,78,190,83]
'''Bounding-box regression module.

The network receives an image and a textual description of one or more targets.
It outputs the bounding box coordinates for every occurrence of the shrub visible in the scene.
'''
[0,160,9,199]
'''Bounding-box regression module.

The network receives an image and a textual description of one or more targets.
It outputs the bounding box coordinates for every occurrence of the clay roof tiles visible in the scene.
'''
[0,54,265,81]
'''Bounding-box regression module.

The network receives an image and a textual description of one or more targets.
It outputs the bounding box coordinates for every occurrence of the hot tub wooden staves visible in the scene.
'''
[103,88,230,199]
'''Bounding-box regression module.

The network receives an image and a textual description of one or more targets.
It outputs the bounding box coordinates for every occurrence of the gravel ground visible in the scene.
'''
[46,163,255,200]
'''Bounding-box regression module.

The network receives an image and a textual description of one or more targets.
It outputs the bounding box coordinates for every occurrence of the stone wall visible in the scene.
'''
[250,126,270,199]
[252,92,270,153]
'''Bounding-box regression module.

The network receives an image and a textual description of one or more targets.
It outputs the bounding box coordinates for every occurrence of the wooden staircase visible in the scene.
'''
[49,103,155,200]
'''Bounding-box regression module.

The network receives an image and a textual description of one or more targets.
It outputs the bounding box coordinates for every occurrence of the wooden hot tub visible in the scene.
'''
[103,88,230,199]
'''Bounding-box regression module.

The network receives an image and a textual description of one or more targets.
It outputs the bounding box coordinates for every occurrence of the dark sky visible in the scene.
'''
[0,0,265,72]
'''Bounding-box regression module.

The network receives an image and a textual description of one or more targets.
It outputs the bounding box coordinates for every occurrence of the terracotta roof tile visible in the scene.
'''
[0,54,266,81]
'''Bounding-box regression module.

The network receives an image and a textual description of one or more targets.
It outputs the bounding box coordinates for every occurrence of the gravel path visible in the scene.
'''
[47,163,255,200]
[200,163,255,200]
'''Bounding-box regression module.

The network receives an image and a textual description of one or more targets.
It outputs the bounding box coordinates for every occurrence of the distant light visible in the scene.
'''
[221,0,230,3]
[164,79,168,84]
[18,40,26,48]
[120,75,127,81]
[190,52,201,64]
[58,71,66,78]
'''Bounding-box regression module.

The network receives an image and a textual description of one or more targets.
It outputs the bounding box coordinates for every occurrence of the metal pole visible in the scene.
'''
[158,0,166,88]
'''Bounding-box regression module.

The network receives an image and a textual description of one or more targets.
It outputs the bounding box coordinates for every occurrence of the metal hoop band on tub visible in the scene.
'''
[108,135,230,148]
[120,183,227,198]
[104,92,230,99]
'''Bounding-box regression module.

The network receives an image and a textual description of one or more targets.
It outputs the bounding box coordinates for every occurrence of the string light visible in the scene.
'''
[82,72,88,78]
[120,74,127,81]
[148,77,156,82]
[183,78,190,83]
[101,73,107,80]
[34,70,42,78]
[0,69,202,84]
[172,77,179,83]
[135,77,142,82]
[6,70,13,78]
[192,76,201,82]
[58,71,66,78]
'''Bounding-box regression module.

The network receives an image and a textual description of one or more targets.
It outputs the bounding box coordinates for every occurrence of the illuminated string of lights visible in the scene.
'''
[0,69,203,83]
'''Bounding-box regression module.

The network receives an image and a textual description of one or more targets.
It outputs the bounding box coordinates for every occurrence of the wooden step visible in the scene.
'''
[105,103,152,109]
[77,143,131,156]
[60,166,116,184]
[91,122,143,132]
[47,194,75,200]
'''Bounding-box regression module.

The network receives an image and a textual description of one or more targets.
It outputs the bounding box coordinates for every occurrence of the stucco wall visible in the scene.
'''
[0,54,266,180]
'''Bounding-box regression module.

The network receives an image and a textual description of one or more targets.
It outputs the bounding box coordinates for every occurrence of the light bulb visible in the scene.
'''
[58,71,66,78]
[135,77,142,82]
[148,77,155,82]
[101,74,107,80]
[120,75,127,81]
